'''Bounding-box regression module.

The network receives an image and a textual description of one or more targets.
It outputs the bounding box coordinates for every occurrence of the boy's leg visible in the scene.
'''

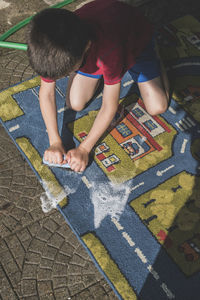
[66,72,100,111]
[130,33,170,116]
[138,60,170,116]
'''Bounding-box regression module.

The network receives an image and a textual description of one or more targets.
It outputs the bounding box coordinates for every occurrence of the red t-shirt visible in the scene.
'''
[42,0,153,85]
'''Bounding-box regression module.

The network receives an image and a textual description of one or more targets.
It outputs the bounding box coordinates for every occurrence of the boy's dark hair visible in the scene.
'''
[26,8,94,80]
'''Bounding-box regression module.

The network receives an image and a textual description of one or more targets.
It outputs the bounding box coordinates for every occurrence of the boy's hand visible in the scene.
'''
[65,145,89,172]
[44,142,67,165]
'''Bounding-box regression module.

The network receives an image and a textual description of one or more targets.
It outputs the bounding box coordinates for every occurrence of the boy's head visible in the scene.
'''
[27,8,93,80]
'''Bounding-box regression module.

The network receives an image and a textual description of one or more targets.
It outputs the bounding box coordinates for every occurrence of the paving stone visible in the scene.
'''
[54,287,71,300]
[52,276,67,289]
[9,271,22,290]
[21,279,37,296]
[2,259,19,275]
[43,217,60,232]
[67,264,84,275]
[25,175,38,187]
[0,177,12,187]
[40,257,54,269]
[48,232,65,248]
[0,249,13,264]
[72,289,92,300]
[20,213,34,227]
[37,268,52,281]
[68,282,85,296]
[55,252,71,265]
[42,244,58,260]
[0,224,11,239]
[39,294,55,300]
[52,263,68,277]
[60,242,76,257]
[67,274,82,286]
[5,235,23,250]
[25,251,41,264]
[1,215,20,234]
[89,284,110,299]
[0,187,10,199]
[82,274,98,287]
[69,253,86,267]
[28,221,42,236]
[28,238,46,253]
[37,227,52,242]
[22,263,38,279]
[37,280,53,296]
[23,296,40,300]
[17,228,32,244]
[10,206,27,221]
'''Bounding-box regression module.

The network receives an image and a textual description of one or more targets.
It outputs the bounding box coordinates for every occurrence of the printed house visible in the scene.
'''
[110,100,170,161]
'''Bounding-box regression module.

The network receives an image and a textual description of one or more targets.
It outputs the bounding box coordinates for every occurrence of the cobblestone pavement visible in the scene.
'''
[0,0,200,299]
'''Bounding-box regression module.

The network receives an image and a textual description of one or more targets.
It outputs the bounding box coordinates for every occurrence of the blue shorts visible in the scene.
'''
[128,35,161,83]
[77,35,160,83]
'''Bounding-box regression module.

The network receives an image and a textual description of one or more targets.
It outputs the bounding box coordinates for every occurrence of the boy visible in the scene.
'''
[27,0,169,173]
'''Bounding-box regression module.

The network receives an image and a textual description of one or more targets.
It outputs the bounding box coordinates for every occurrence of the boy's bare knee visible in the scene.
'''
[145,93,169,115]
[66,96,85,112]
[71,103,85,112]
[146,101,168,116]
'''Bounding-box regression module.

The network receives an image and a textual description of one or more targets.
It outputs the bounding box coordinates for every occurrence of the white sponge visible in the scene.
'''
[42,157,71,169]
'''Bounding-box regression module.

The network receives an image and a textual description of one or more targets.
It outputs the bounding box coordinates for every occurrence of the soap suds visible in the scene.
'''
[40,176,131,230]
[40,173,81,212]
[90,181,131,229]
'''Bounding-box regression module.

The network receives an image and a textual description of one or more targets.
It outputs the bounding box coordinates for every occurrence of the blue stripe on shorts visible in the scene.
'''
[76,70,102,79]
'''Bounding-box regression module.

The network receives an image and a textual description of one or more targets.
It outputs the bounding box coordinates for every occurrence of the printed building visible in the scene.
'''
[110,99,171,161]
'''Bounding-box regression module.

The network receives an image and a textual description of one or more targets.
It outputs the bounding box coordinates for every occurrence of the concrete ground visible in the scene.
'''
[0,0,200,299]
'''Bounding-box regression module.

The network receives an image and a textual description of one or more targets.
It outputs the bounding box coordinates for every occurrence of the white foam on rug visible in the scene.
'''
[90,181,131,229]
[40,172,81,212]
[40,174,131,230]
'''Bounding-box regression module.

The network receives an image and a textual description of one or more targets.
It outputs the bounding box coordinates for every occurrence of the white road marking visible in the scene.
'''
[111,217,124,231]
[82,176,92,189]
[147,265,159,280]
[175,122,184,131]
[123,80,134,87]
[161,283,175,299]
[168,106,176,114]
[96,92,103,99]
[186,117,195,126]
[135,247,147,264]
[9,124,19,132]
[122,231,135,247]
[111,217,175,299]
[179,119,187,130]
[58,106,68,113]
[130,182,144,191]
[182,118,192,128]
[156,165,175,176]
[180,138,188,154]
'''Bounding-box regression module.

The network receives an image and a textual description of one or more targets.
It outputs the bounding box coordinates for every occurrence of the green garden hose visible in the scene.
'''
[0,0,75,51]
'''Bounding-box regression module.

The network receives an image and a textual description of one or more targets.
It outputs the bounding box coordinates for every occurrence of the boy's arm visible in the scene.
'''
[39,80,67,164]
[66,82,121,172]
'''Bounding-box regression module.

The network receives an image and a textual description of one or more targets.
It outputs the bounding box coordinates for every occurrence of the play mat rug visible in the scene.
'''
[1,15,200,300]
